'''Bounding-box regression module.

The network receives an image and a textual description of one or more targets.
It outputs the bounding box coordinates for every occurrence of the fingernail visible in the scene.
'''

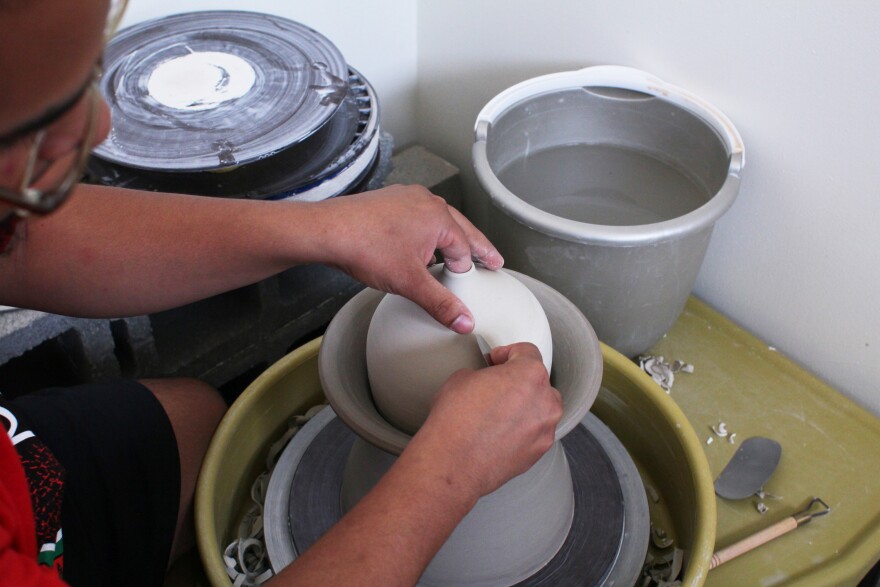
[446,259,474,274]
[450,314,474,333]
[482,251,504,269]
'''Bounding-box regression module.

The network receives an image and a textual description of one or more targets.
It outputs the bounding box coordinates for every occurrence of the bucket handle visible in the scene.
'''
[474,65,744,160]
[582,86,655,101]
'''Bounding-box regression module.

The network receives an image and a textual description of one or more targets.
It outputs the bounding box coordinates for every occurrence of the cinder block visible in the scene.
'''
[385,145,463,210]
[0,312,121,397]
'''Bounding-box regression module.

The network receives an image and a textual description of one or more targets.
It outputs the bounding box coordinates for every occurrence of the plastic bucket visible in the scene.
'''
[473,66,744,357]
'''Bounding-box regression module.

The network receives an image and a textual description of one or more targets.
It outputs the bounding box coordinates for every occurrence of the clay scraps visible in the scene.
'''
[640,546,684,587]
[637,355,694,393]
[223,404,326,587]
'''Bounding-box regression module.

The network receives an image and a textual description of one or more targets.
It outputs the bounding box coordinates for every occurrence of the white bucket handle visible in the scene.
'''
[475,65,744,162]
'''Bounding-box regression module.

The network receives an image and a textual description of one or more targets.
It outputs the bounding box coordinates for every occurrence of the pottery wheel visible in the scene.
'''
[265,407,649,586]
[93,11,349,172]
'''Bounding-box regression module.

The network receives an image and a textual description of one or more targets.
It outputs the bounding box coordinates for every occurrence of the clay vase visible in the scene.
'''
[340,434,574,586]
[319,269,603,586]
[366,264,553,435]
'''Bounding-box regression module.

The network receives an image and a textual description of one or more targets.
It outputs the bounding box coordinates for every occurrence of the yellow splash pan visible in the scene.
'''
[195,337,716,586]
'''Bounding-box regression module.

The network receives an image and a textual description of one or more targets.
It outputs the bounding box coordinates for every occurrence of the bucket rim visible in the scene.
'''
[473,65,745,246]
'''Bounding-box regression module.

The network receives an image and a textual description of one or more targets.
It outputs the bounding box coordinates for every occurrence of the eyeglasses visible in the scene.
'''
[105,0,129,43]
[0,78,101,215]
[0,0,128,216]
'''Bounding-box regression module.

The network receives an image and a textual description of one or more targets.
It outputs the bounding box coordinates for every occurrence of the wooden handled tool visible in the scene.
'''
[710,497,830,570]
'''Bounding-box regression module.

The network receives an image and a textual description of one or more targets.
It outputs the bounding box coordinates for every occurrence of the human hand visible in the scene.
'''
[408,342,563,500]
[313,184,503,333]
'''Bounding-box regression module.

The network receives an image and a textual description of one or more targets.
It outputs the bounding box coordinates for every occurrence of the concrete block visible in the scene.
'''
[385,145,463,210]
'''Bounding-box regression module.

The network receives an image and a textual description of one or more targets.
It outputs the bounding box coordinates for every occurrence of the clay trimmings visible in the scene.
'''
[146,51,256,111]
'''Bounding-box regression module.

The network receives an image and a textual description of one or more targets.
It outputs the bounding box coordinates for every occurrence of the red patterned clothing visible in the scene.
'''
[1,382,180,587]
[0,419,67,586]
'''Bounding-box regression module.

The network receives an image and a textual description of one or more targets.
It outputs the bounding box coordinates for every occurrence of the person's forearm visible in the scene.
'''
[0,184,327,317]
[0,182,501,331]
[270,432,479,586]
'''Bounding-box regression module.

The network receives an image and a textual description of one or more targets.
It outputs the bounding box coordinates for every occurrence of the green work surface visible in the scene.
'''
[646,297,880,586]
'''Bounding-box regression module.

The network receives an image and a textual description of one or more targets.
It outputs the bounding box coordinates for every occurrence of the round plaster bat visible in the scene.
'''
[366,264,553,434]
[146,51,257,111]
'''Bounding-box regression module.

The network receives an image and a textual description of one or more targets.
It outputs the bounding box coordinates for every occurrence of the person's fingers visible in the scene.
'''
[406,268,475,333]
[490,342,543,366]
[408,203,487,327]
[432,209,473,274]
[446,206,505,270]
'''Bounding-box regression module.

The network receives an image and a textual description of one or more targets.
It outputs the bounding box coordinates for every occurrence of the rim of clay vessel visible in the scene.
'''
[319,269,603,455]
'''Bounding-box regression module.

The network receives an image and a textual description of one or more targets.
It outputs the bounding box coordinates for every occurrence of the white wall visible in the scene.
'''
[416,0,880,415]
[121,0,419,146]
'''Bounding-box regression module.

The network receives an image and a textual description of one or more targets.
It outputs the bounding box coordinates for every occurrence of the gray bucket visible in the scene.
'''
[473,66,744,357]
